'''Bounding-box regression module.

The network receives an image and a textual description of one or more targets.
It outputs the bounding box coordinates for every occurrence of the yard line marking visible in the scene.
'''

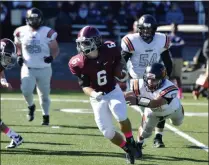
[1,97,208,106]
[130,105,208,153]
[185,112,208,117]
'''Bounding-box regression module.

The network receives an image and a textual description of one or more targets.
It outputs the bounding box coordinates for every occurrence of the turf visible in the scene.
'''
[0,92,208,165]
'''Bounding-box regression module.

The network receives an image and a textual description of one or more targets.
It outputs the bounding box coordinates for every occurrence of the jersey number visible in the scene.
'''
[107,42,116,48]
[97,70,107,86]
[139,53,157,67]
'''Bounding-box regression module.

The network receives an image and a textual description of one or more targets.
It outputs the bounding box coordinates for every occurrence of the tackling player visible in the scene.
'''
[125,63,184,158]
[69,26,136,164]
[121,14,173,148]
[0,38,23,148]
[13,8,59,125]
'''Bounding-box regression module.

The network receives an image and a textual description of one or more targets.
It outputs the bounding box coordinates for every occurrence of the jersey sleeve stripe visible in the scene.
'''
[164,35,170,49]
[47,29,55,38]
[123,37,135,52]
[159,85,178,97]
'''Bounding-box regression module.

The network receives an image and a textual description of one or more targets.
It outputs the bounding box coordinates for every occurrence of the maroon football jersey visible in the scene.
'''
[69,41,121,93]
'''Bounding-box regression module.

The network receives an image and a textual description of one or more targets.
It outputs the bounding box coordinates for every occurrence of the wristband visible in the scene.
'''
[137,97,151,107]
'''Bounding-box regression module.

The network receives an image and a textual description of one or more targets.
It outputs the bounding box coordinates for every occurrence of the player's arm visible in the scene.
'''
[121,50,133,62]
[121,36,134,62]
[49,39,60,59]
[78,75,103,101]
[161,49,173,77]
[0,71,12,90]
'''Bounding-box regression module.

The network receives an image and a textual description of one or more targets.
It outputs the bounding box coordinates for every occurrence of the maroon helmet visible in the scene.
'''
[76,26,102,57]
[0,38,17,69]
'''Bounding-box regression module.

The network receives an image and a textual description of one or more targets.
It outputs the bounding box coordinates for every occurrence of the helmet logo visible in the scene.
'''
[143,23,151,28]
[147,73,155,79]
[0,41,6,51]
[31,13,38,18]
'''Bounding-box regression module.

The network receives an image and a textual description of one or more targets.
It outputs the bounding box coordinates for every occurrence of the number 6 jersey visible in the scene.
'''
[69,41,122,93]
[121,33,170,79]
[13,25,57,68]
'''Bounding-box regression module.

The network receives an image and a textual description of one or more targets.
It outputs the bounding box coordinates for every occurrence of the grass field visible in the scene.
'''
[0,92,208,165]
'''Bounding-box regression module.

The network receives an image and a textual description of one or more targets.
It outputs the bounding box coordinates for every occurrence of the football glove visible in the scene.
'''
[44,56,54,63]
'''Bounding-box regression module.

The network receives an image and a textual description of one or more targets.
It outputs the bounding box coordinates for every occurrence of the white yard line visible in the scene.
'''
[1,97,208,106]
[130,105,208,153]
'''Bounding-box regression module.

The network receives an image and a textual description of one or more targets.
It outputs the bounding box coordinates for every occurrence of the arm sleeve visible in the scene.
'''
[77,74,90,88]
[121,50,133,62]
[161,49,173,77]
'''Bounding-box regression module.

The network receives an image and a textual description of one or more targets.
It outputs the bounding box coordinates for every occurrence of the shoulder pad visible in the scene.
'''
[68,54,84,75]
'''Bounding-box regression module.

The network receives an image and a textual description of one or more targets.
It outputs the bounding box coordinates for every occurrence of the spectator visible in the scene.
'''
[87,2,101,24]
[55,2,73,42]
[165,2,184,24]
[75,3,88,24]
[194,0,205,25]
[156,1,171,24]
[169,23,185,99]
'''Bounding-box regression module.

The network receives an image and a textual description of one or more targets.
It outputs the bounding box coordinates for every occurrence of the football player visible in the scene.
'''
[69,26,136,164]
[125,63,184,158]
[121,14,173,148]
[0,38,23,148]
[13,8,60,125]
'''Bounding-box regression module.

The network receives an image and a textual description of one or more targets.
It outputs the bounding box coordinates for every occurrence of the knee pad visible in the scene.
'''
[156,119,166,129]
[102,129,116,140]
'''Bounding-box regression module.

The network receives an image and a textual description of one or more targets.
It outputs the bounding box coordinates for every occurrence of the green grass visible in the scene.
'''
[1,92,208,165]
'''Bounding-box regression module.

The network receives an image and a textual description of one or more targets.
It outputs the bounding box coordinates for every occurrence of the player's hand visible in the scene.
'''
[44,56,54,63]
[133,79,140,96]
[17,56,23,67]
[90,91,103,101]
[1,83,13,91]
[124,91,137,105]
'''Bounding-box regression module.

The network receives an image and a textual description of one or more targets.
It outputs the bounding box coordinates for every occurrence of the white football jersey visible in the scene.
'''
[14,25,57,68]
[138,79,180,116]
[121,33,170,79]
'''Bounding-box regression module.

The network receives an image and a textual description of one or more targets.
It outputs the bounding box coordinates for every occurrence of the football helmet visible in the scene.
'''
[0,38,17,69]
[26,7,44,29]
[76,26,102,59]
[137,14,157,43]
[143,63,167,92]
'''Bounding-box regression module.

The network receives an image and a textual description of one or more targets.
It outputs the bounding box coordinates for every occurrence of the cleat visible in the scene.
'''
[27,104,36,121]
[42,115,49,125]
[6,135,23,149]
[125,144,136,164]
[135,142,143,158]
[153,134,165,148]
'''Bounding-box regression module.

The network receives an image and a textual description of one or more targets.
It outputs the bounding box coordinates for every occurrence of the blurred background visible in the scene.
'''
[0,1,208,91]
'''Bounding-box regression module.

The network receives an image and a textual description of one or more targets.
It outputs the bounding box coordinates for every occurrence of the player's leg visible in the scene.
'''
[154,120,166,148]
[90,96,135,164]
[36,67,52,125]
[137,108,159,158]
[108,85,136,163]
[0,119,23,148]
[169,105,184,126]
[21,66,36,121]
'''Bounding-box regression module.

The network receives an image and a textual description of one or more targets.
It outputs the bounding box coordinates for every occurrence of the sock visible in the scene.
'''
[155,131,163,136]
[4,128,19,139]
[120,140,129,153]
[124,132,134,144]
